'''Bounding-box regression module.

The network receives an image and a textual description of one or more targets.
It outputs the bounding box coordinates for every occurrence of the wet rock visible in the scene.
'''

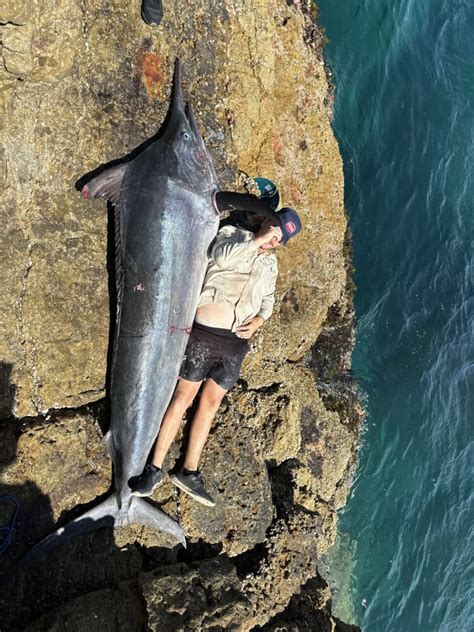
[257,575,360,632]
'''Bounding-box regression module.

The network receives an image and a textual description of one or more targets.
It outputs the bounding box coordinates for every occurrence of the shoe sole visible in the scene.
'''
[170,475,216,507]
[130,479,163,498]
[141,4,163,26]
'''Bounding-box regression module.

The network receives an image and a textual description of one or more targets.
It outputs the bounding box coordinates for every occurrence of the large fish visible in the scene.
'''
[23,60,281,556]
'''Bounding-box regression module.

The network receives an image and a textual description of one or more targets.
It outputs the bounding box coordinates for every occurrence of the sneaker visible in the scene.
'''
[170,469,215,507]
[141,0,163,26]
[129,464,163,497]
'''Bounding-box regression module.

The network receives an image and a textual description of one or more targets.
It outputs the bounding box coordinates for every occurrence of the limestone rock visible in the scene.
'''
[0,0,82,84]
[0,408,110,570]
[179,399,274,556]
[0,0,361,630]
[25,584,146,632]
[242,511,322,628]
[233,381,302,464]
[1,22,35,79]
[1,0,344,417]
[141,557,249,631]
[0,0,29,25]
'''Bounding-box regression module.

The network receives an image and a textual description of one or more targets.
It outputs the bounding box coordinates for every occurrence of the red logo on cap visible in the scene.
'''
[285,221,296,233]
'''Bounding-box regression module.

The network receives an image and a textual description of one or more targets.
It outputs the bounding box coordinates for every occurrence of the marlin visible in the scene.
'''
[21,59,280,557]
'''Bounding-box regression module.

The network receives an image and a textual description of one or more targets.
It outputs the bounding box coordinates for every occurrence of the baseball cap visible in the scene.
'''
[255,177,280,211]
[276,208,302,245]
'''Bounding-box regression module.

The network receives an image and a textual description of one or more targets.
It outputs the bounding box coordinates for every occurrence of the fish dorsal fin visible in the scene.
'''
[81,163,128,206]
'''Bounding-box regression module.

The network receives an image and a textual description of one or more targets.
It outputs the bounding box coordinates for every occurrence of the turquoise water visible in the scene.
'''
[317,1,474,630]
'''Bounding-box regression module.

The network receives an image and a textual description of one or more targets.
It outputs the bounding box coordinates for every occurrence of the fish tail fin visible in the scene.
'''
[128,496,186,547]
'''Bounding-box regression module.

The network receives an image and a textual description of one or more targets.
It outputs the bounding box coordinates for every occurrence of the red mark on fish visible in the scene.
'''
[167,325,192,335]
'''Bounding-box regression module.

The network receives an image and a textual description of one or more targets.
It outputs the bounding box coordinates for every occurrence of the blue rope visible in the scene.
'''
[0,495,19,554]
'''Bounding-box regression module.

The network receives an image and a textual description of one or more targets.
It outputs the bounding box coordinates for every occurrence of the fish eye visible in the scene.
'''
[182,131,190,140]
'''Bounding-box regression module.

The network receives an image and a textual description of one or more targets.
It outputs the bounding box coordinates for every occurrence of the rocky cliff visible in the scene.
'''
[0,0,362,629]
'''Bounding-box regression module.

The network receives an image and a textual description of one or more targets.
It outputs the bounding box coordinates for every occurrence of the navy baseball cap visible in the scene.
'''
[276,208,302,245]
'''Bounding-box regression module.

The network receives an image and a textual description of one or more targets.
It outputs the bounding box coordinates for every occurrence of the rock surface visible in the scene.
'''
[0,0,362,629]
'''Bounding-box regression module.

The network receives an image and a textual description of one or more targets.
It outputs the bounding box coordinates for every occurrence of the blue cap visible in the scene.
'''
[276,208,302,245]
[255,177,280,211]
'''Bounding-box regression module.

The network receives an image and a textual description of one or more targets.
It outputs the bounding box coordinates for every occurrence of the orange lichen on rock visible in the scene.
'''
[141,52,165,99]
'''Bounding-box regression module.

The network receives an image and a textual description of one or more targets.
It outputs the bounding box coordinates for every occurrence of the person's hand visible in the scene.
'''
[254,221,282,249]
[236,315,265,339]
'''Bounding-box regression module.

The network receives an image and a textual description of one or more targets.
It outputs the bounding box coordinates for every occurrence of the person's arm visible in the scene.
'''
[236,266,278,338]
[211,223,283,268]
[216,191,280,224]
[257,268,277,321]
[210,226,259,267]
[236,315,265,339]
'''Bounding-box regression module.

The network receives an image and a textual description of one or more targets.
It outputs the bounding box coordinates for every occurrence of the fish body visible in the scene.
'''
[110,148,219,510]
[19,60,281,559]
[31,60,219,550]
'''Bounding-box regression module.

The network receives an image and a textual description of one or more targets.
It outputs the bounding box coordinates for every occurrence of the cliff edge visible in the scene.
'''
[0,0,362,629]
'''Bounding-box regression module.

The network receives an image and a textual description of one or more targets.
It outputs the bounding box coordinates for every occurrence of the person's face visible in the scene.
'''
[259,218,283,250]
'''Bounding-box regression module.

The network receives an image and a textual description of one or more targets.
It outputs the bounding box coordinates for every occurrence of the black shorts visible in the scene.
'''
[179,322,249,390]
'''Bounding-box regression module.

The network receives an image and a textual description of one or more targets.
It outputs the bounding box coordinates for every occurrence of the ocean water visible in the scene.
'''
[317,1,474,630]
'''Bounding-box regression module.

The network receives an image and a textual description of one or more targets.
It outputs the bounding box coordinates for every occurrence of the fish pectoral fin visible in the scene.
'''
[128,497,186,548]
[103,430,114,458]
[81,163,128,206]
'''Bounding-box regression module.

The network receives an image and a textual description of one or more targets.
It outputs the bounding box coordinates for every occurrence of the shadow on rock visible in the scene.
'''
[0,364,179,630]
[0,362,55,576]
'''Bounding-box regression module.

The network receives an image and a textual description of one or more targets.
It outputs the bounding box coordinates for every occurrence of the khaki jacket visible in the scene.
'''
[197,225,278,331]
